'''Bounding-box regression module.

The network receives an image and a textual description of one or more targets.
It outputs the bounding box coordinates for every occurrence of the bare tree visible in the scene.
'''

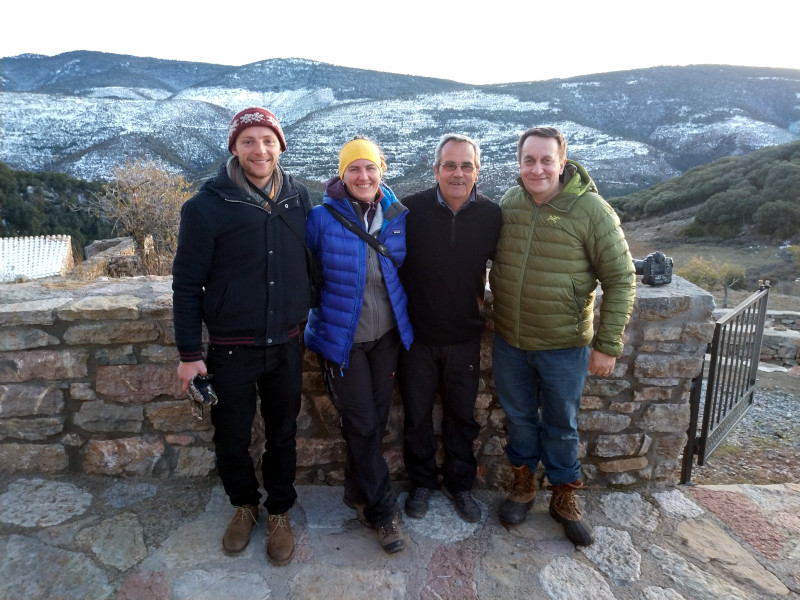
[77,159,194,274]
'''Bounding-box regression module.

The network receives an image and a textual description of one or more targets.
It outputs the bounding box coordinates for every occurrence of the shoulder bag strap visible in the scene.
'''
[323,204,397,267]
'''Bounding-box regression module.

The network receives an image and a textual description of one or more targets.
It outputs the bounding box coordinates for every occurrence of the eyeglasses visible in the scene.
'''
[439,162,476,174]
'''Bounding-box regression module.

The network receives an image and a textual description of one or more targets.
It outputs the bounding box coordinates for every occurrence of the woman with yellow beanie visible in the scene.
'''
[304,137,413,554]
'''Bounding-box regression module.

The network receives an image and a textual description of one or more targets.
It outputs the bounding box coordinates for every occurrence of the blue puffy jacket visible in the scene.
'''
[304,179,413,367]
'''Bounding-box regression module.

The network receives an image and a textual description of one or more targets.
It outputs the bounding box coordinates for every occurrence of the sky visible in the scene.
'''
[1,1,798,85]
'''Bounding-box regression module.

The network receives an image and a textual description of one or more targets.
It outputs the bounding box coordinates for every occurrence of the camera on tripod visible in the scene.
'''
[633,251,673,286]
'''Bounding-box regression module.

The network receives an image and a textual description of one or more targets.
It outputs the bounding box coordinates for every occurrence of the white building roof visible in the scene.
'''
[0,235,74,282]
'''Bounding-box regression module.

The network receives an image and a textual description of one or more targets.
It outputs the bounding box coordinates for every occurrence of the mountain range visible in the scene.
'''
[1,51,798,200]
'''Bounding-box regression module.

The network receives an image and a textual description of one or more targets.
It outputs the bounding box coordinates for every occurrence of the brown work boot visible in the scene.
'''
[549,480,595,546]
[266,513,295,565]
[222,504,259,555]
[377,514,405,554]
[498,464,536,525]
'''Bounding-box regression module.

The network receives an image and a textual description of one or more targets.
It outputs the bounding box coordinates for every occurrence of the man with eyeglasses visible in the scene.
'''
[398,134,502,522]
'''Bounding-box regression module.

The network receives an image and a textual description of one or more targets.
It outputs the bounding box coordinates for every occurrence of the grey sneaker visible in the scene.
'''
[442,486,481,523]
[404,487,432,519]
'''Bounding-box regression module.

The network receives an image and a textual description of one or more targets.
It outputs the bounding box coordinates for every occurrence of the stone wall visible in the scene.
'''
[0,276,716,489]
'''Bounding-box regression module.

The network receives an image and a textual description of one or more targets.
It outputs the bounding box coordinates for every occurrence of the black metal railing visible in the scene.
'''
[680,282,771,485]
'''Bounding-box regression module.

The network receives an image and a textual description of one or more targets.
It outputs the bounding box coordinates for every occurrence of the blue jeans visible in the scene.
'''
[492,335,589,485]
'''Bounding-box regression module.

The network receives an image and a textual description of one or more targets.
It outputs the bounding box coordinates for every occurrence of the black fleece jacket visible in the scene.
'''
[172,163,311,361]
[399,186,502,346]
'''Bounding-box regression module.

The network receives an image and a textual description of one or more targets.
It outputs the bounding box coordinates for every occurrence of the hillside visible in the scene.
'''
[1,52,797,201]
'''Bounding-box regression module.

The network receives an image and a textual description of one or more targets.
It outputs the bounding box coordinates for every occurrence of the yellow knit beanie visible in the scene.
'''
[338,138,386,179]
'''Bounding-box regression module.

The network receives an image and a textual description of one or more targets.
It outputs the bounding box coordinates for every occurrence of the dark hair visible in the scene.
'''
[516,127,566,163]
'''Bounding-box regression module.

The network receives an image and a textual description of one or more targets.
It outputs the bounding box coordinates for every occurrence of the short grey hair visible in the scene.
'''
[434,134,481,170]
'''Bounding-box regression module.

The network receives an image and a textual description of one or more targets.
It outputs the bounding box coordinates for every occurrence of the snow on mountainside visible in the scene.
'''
[1,52,798,200]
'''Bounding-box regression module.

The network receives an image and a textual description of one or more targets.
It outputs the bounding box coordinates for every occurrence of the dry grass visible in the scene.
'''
[622,208,800,310]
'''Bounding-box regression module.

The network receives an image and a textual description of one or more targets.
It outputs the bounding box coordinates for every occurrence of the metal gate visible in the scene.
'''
[680,282,771,485]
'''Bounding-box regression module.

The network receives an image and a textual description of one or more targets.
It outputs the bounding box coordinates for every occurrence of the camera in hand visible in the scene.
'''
[633,251,673,286]
[188,375,218,420]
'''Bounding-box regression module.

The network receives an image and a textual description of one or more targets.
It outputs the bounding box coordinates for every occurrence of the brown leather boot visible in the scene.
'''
[498,464,536,525]
[549,480,595,546]
[222,505,258,555]
[377,514,405,554]
[266,513,294,565]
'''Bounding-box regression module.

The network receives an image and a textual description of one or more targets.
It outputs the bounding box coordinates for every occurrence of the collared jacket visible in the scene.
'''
[400,185,501,346]
[172,163,311,362]
[304,178,413,367]
[489,160,635,356]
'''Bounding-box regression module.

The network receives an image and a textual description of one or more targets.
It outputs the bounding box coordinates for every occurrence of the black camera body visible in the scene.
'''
[187,375,218,420]
[633,251,673,286]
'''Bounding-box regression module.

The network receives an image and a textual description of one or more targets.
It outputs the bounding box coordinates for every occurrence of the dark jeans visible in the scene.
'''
[398,338,481,493]
[492,335,589,485]
[208,338,302,514]
[320,328,400,527]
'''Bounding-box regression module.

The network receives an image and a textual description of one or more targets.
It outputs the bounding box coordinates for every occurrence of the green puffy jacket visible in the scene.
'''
[489,160,635,356]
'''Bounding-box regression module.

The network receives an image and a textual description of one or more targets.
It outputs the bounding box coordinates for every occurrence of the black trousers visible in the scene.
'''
[321,329,400,528]
[398,338,481,493]
[208,338,302,515]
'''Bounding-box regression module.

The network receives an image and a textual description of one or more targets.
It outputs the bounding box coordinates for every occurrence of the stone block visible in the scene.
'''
[95,345,137,366]
[139,344,180,363]
[0,417,65,441]
[0,443,68,473]
[0,384,64,417]
[83,438,165,476]
[609,402,639,414]
[597,456,649,473]
[174,446,216,477]
[488,408,506,431]
[74,400,144,433]
[578,412,631,432]
[57,295,142,321]
[635,353,704,379]
[642,325,684,342]
[70,382,96,401]
[593,434,648,457]
[0,349,88,383]
[0,298,70,326]
[475,392,493,410]
[139,294,174,320]
[581,395,604,410]
[636,404,690,433]
[146,401,210,432]
[482,435,506,457]
[296,437,346,466]
[582,378,632,397]
[655,433,688,460]
[634,387,674,403]
[96,364,183,404]
[0,327,59,351]
[64,321,159,345]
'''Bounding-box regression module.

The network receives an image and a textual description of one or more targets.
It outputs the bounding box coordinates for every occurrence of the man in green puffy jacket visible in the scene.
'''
[489,126,635,546]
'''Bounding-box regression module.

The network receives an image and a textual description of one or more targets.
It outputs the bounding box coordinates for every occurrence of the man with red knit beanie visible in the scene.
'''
[172,107,312,565]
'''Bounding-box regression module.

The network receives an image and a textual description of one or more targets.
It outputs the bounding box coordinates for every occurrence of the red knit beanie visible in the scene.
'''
[227,107,287,153]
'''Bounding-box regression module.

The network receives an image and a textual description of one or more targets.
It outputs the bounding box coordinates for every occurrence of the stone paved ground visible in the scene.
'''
[1,474,798,600]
